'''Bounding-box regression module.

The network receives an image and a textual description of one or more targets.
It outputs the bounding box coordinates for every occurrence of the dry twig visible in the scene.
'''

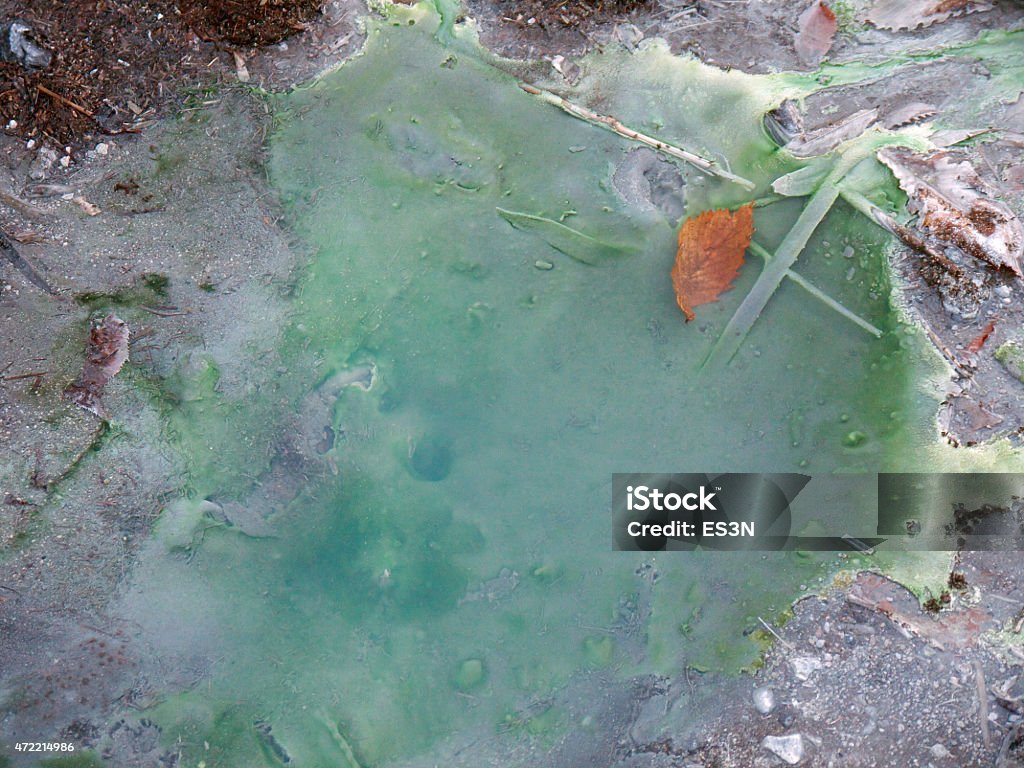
[519,83,756,190]
[36,84,95,119]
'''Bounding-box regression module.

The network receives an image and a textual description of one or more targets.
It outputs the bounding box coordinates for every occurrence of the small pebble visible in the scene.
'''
[752,686,777,714]
[791,655,823,681]
[930,743,952,759]
[534,259,554,271]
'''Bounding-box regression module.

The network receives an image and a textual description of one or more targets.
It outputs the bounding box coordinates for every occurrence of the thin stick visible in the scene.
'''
[973,660,992,750]
[519,83,756,190]
[141,306,190,317]
[0,229,56,295]
[757,616,795,652]
[2,370,48,381]
[36,84,94,118]
[985,593,1023,606]
[839,188,960,270]
[841,187,986,322]
[998,724,1023,767]
[749,240,883,338]
[751,194,787,208]
[924,325,972,376]
[0,189,47,220]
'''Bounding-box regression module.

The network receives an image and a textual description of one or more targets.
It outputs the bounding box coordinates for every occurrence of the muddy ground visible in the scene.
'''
[2,0,1024,766]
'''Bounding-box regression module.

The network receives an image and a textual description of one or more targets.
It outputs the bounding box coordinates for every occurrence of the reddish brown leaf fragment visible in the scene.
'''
[672,204,755,322]
[794,2,837,66]
[965,319,997,354]
[11,230,47,244]
[64,314,130,419]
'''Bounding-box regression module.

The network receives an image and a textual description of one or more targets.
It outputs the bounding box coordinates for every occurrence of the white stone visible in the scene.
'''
[929,743,952,759]
[790,655,823,681]
[752,686,777,714]
[762,734,805,764]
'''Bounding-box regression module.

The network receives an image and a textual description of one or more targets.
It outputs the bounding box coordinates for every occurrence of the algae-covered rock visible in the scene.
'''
[155,498,222,551]
[995,339,1024,383]
[167,352,220,402]
[582,635,615,667]
[453,658,485,691]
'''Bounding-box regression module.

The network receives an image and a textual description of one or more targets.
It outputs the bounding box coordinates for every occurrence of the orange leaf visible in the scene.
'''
[795,1,838,66]
[965,318,996,354]
[672,204,754,322]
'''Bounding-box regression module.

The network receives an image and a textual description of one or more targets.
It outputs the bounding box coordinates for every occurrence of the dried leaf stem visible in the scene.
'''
[748,240,882,338]
[519,83,756,191]
[840,186,963,274]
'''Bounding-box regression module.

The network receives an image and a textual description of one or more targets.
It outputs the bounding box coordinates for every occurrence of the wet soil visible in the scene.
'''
[681,554,1024,768]
[2,1,1024,766]
[0,0,357,147]
[181,0,323,46]
[0,86,300,766]
[468,0,1024,70]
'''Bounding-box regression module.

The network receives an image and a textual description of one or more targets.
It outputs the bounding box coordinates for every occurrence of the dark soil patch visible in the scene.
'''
[495,0,650,29]
[181,0,323,46]
[0,0,322,147]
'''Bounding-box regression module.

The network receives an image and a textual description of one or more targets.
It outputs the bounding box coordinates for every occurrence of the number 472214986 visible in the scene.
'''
[15,742,76,752]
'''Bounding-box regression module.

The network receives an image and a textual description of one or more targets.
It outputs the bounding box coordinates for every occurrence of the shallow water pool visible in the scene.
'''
[128,9,957,765]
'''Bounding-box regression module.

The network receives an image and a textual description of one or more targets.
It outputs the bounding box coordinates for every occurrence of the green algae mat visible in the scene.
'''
[125,7,1024,767]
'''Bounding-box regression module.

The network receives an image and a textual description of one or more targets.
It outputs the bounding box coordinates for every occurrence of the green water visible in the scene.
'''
[122,8,1024,767]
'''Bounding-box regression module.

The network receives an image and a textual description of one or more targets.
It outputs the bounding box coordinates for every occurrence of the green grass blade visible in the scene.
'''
[749,240,883,338]
[496,207,639,265]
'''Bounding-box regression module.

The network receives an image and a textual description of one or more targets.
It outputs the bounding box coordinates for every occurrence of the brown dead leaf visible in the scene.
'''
[881,102,938,129]
[794,2,837,66]
[73,196,101,216]
[64,314,130,419]
[11,230,46,244]
[785,108,878,158]
[878,148,1023,277]
[1005,165,1024,193]
[672,204,754,322]
[848,571,991,650]
[955,396,1004,433]
[866,0,992,30]
[965,318,997,354]
[232,50,250,83]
